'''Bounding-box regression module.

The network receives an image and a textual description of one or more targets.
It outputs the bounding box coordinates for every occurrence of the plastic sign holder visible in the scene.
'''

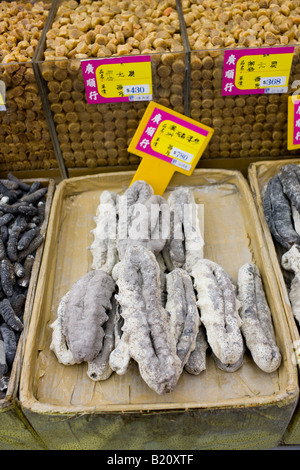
[128,102,214,195]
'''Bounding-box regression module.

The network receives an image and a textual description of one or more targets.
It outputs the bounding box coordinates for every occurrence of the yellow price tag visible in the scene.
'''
[128,102,214,195]
[235,52,293,91]
[288,94,300,150]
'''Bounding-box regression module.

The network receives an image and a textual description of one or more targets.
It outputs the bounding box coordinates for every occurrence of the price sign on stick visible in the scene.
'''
[288,95,300,150]
[128,102,214,195]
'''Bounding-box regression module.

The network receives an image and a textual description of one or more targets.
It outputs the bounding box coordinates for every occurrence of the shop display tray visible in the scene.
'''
[0,177,55,450]
[19,169,298,450]
[248,159,300,445]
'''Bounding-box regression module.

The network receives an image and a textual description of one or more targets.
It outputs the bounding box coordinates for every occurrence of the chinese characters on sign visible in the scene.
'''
[222,47,294,96]
[128,102,214,194]
[131,104,212,172]
[288,95,300,150]
[81,56,152,104]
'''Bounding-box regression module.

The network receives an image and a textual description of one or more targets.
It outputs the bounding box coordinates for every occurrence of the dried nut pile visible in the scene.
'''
[0,1,57,173]
[40,0,186,169]
[182,0,300,159]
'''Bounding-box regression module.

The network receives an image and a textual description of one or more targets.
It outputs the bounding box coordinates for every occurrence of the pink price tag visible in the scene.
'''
[128,102,214,195]
[81,55,153,104]
[222,47,294,96]
[288,95,300,149]
[293,100,300,146]
[135,105,210,168]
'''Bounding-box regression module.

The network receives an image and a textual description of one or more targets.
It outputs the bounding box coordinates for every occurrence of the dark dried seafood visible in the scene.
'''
[17,227,38,251]
[6,217,27,263]
[281,244,300,326]
[0,298,24,332]
[0,175,48,393]
[117,180,169,259]
[191,259,244,369]
[89,190,119,275]
[17,233,44,262]
[0,182,17,204]
[0,239,6,261]
[263,174,300,250]
[7,174,30,192]
[18,255,35,288]
[165,268,200,369]
[163,187,204,273]
[237,262,281,373]
[0,259,13,297]
[278,164,300,216]
[0,214,14,227]
[0,330,7,377]
[0,323,17,369]
[109,244,182,395]
[20,187,48,204]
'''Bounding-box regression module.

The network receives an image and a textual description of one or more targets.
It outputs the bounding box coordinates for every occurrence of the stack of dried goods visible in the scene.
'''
[0,173,47,397]
[51,180,281,395]
[0,0,57,173]
[39,0,186,170]
[182,0,300,159]
[263,163,300,327]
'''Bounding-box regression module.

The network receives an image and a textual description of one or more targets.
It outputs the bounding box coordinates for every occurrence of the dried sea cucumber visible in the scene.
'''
[0,175,49,393]
[87,296,117,381]
[282,244,300,326]
[89,190,119,275]
[0,323,17,368]
[50,291,77,366]
[117,180,169,259]
[237,262,281,373]
[7,173,31,192]
[63,270,116,363]
[17,227,38,251]
[20,186,48,204]
[0,298,24,332]
[163,187,204,273]
[165,268,200,369]
[263,174,300,249]
[50,270,116,366]
[109,244,182,395]
[0,331,8,376]
[184,325,208,375]
[278,164,300,215]
[191,259,244,368]
[0,259,13,297]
